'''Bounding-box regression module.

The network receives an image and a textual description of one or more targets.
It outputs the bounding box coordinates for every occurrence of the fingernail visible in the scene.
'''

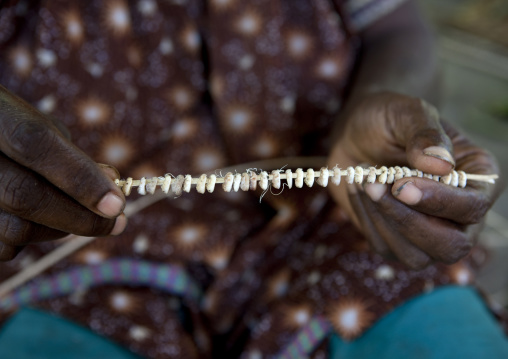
[423,146,455,168]
[365,183,387,202]
[98,164,120,181]
[97,192,125,217]
[393,181,422,205]
[110,214,127,236]
[347,182,357,194]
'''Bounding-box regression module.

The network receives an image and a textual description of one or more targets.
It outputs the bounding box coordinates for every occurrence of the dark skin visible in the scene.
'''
[328,1,502,269]
[0,85,127,260]
[0,1,502,268]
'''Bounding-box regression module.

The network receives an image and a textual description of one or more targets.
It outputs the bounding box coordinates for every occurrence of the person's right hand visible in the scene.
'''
[0,85,127,261]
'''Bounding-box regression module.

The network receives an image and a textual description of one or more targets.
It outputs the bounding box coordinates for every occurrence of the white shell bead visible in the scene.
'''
[223,172,234,192]
[331,167,341,186]
[285,169,293,189]
[138,177,147,195]
[241,173,250,191]
[317,167,329,187]
[162,175,172,194]
[305,168,314,187]
[206,174,217,193]
[196,174,207,194]
[146,177,158,194]
[295,168,304,188]
[233,173,242,192]
[272,170,281,189]
[259,171,269,190]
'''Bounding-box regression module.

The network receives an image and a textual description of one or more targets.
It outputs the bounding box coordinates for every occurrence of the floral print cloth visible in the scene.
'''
[0,1,491,358]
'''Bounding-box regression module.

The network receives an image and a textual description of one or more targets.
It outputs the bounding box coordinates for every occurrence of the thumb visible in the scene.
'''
[392,99,455,175]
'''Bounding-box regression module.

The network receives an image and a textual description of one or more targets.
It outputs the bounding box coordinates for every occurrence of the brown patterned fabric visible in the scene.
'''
[0,1,488,358]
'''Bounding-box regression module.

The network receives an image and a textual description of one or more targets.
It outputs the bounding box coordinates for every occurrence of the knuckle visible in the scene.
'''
[419,99,440,122]
[90,216,111,236]
[5,120,55,165]
[463,196,490,224]
[398,210,417,225]
[0,243,20,261]
[424,194,449,214]
[368,239,392,258]
[0,172,43,216]
[437,233,472,264]
[386,93,420,115]
[76,215,114,237]
[0,212,30,245]
[402,252,431,270]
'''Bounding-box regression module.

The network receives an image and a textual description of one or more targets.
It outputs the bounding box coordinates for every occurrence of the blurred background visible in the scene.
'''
[419,0,508,306]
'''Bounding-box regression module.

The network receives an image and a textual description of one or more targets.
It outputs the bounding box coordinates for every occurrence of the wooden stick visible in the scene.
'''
[0,158,324,298]
[0,193,166,298]
[0,157,499,299]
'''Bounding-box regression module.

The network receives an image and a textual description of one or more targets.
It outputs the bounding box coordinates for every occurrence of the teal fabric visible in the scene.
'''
[2,287,507,359]
[330,286,508,359]
[0,307,141,359]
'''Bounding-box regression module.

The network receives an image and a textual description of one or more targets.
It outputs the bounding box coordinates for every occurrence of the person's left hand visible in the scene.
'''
[328,92,502,269]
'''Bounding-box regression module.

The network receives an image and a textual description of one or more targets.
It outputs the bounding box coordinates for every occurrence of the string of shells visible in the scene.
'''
[114,166,499,196]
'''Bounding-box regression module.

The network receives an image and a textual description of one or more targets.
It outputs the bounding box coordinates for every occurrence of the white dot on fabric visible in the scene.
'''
[339,308,358,330]
[236,12,261,35]
[82,250,106,264]
[105,1,131,36]
[87,63,104,78]
[138,0,157,16]
[180,228,200,244]
[111,292,131,310]
[318,59,339,78]
[159,37,174,55]
[196,152,221,170]
[288,33,310,57]
[99,135,134,167]
[294,309,310,325]
[38,95,57,113]
[280,96,295,113]
[10,47,32,75]
[307,271,321,285]
[133,234,150,254]
[238,54,255,70]
[37,49,57,68]
[375,264,394,280]
[247,350,262,359]
[456,268,470,285]
[182,27,200,51]
[229,109,250,129]
[111,7,129,28]
[68,21,82,37]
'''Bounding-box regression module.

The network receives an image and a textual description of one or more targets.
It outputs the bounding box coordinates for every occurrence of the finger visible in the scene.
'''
[392,178,491,224]
[0,86,125,218]
[347,184,394,258]
[98,164,121,182]
[0,209,69,246]
[366,183,472,264]
[0,154,127,237]
[361,183,432,269]
[0,242,22,262]
[445,124,501,197]
[388,98,455,175]
[47,115,72,140]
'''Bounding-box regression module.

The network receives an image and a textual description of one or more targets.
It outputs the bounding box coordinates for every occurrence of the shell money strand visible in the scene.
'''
[115,166,499,196]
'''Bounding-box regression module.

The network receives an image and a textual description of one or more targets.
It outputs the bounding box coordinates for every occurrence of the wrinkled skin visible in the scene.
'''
[328,91,503,269]
[0,85,127,261]
[0,84,502,268]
